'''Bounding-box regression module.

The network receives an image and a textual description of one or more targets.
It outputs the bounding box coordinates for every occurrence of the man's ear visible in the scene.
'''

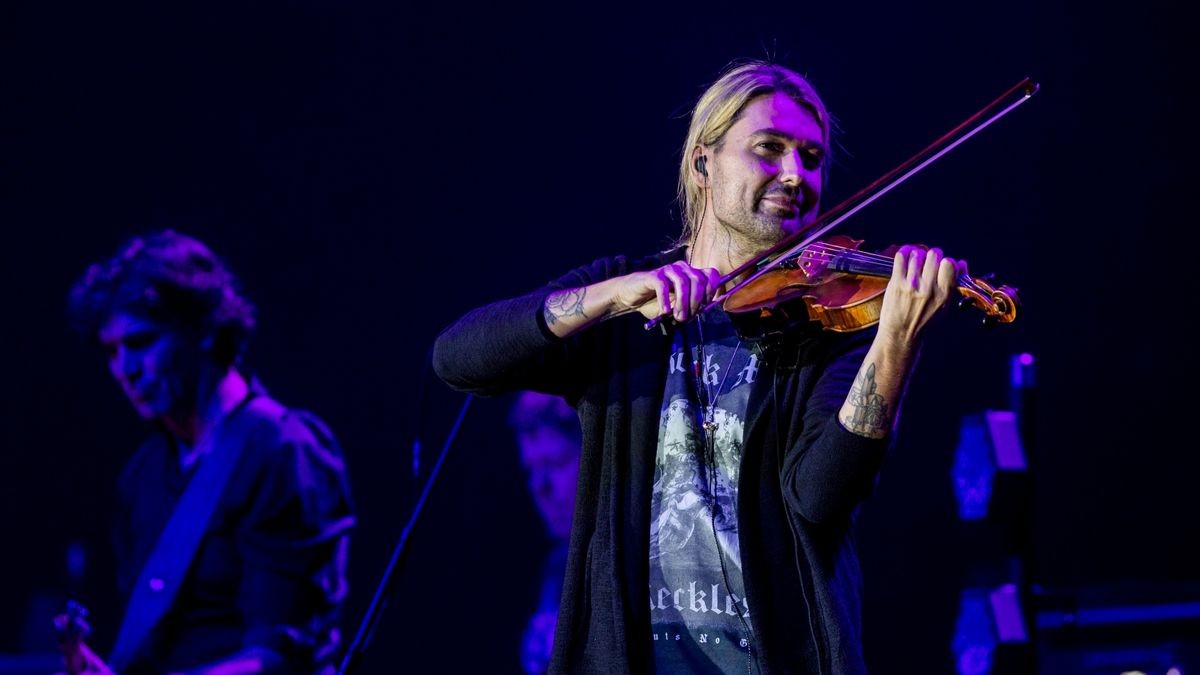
[691,146,709,186]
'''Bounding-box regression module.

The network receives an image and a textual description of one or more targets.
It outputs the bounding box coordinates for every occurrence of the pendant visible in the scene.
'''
[703,420,719,433]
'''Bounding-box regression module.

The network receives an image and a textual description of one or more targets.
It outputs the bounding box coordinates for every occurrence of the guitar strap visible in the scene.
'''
[108,394,285,671]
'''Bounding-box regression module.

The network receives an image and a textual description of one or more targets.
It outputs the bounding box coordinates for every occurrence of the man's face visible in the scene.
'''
[707,91,825,248]
[98,312,204,422]
[519,427,580,541]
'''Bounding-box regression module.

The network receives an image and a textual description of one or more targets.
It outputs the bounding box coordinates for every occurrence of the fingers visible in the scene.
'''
[652,270,670,317]
[653,262,721,321]
[657,265,689,321]
[894,246,958,297]
[937,255,959,296]
[892,245,926,290]
[919,247,943,293]
[905,247,921,288]
[893,246,914,285]
[911,247,965,310]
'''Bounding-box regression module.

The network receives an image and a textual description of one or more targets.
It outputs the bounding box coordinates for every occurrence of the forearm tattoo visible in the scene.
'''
[544,288,588,326]
[843,363,891,436]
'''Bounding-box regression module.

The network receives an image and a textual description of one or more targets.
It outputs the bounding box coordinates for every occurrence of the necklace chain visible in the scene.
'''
[687,313,756,670]
[693,315,742,435]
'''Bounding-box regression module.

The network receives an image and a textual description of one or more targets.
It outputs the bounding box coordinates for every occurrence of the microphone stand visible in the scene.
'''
[337,394,474,675]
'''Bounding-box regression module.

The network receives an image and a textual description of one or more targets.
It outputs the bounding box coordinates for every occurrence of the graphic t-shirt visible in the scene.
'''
[649,310,764,674]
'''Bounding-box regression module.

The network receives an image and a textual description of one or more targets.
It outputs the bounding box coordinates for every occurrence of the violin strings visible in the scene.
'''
[793,243,893,269]
[797,243,966,272]
[793,243,1001,300]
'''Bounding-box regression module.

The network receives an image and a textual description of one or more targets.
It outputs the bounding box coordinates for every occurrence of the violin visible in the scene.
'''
[719,234,1018,340]
[647,77,1037,340]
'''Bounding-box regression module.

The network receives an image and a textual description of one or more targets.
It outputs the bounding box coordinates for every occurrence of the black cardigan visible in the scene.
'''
[433,249,891,674]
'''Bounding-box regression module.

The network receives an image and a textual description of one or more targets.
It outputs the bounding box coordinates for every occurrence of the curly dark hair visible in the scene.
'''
[68,230,256,368]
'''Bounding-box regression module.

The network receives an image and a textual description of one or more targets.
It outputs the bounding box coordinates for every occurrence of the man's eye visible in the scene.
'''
[802,152,823,170]
[757,142,785,153]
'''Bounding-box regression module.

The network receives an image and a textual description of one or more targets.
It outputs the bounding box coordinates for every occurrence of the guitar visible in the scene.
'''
[54,601,115,675]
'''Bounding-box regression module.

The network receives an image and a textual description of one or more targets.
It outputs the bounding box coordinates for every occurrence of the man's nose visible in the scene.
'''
[778,150,805,186]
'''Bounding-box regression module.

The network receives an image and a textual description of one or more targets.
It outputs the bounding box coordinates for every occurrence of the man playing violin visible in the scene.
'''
[433,60,966,674]
[67,230,355,673]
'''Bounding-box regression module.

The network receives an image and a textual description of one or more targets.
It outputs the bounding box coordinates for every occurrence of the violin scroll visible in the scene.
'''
[956,274,1019,325]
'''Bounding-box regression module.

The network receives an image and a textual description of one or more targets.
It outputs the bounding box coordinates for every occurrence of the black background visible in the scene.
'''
[2,1,1194,672]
